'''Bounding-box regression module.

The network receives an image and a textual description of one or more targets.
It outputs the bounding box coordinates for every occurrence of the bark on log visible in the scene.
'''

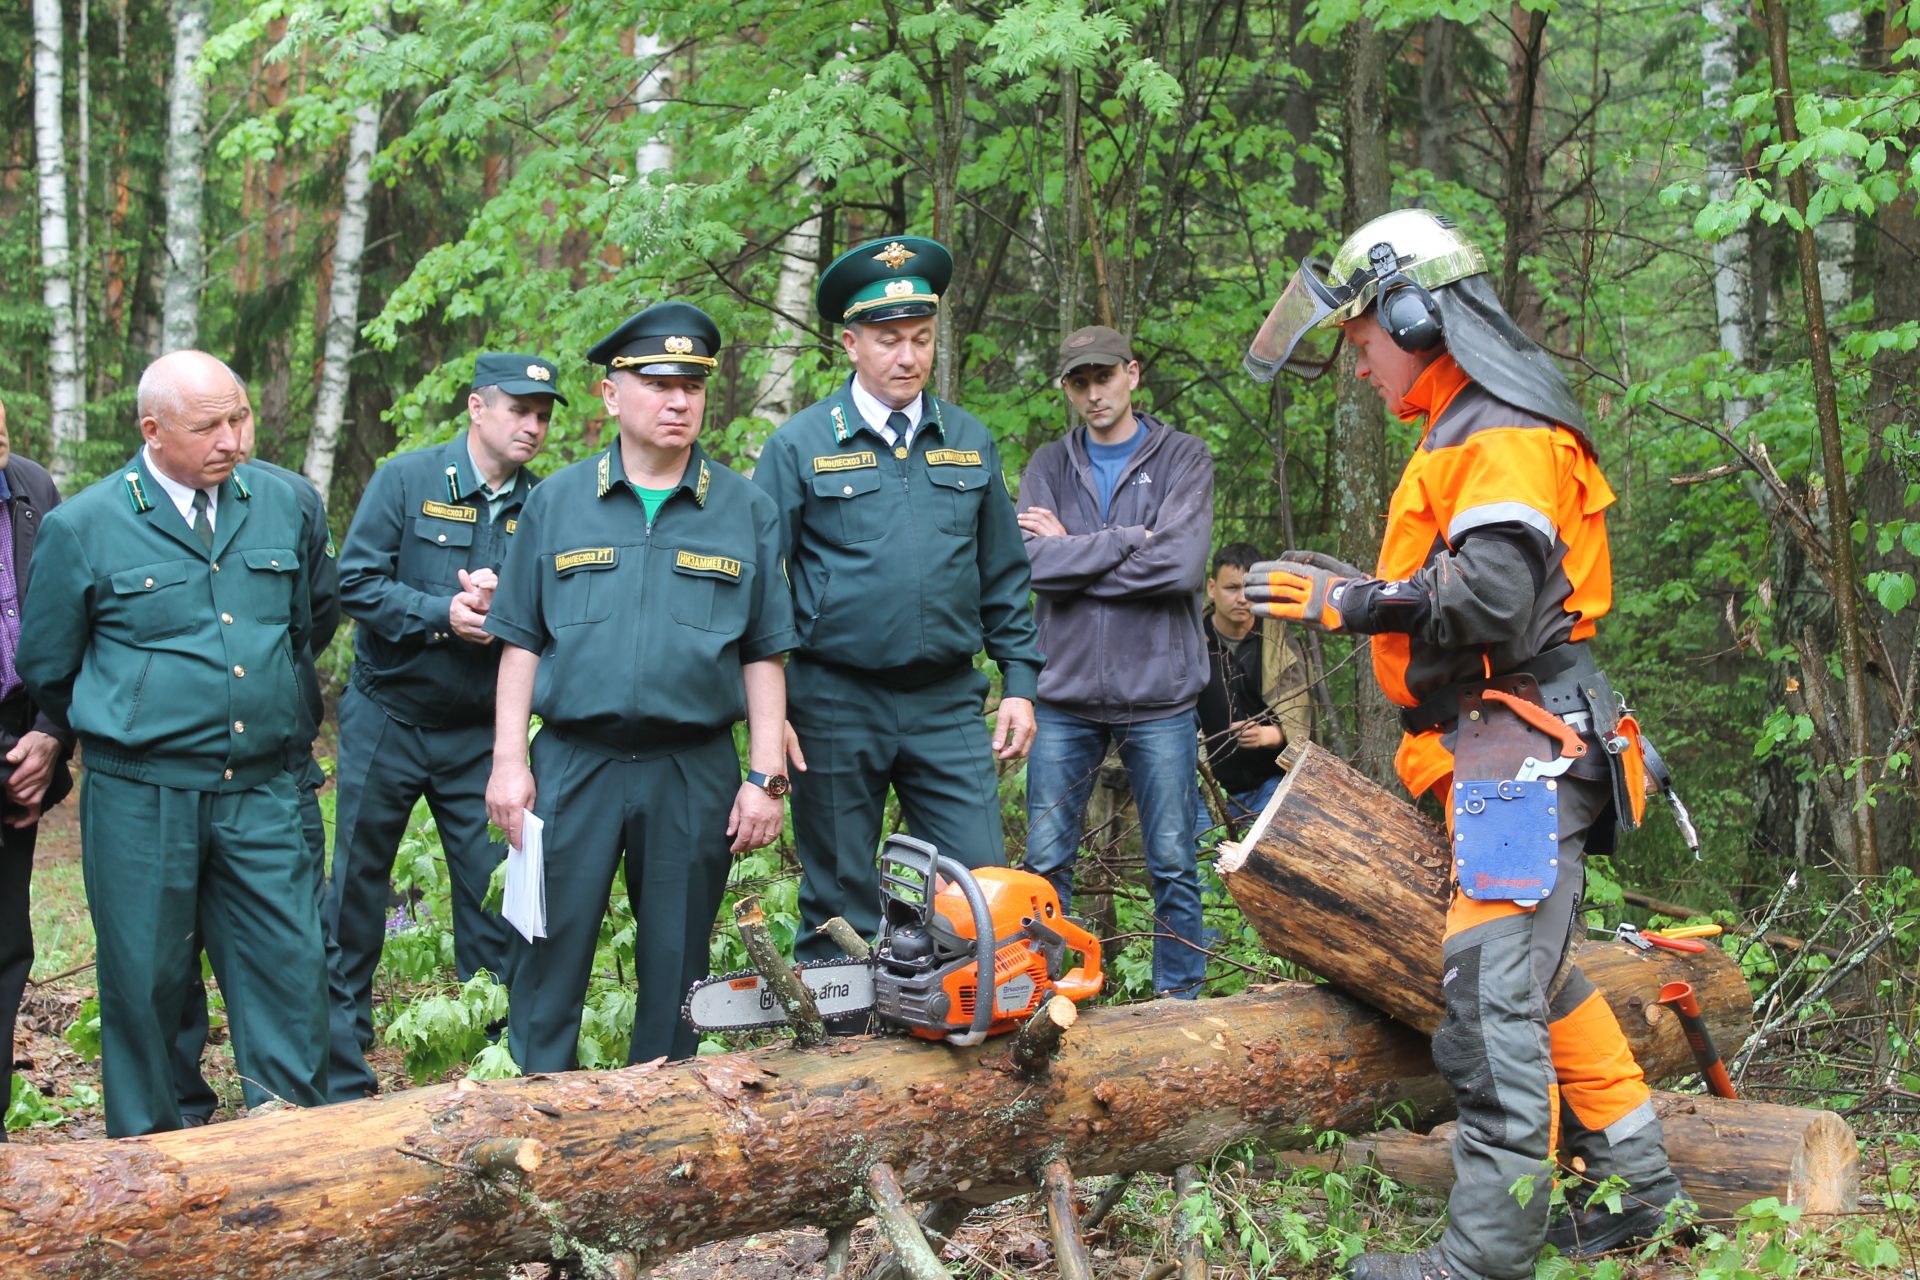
[1277,1090,1860,1220]
[1220,743,1754,1057]
[2,957,1742,1280]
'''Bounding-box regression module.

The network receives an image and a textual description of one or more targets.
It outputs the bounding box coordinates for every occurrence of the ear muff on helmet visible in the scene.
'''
[1367,242,1444,353]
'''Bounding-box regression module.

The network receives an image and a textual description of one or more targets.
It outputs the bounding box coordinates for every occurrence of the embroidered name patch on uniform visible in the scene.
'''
[813,451,878,474]
[421,500,478,523]
[675,551,741,578]
[925,449,982,467]
[555,547,616,573]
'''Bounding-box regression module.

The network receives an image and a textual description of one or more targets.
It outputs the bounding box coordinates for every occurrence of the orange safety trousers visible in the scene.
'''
[1436,775,1653,1154]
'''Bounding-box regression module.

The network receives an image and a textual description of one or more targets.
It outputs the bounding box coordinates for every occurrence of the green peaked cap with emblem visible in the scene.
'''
[586,301,722,378]
[474,352,568,406]
[816,236,953,325]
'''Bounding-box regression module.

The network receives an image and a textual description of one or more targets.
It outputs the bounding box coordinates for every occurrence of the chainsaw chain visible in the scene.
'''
[682,958,877,1035]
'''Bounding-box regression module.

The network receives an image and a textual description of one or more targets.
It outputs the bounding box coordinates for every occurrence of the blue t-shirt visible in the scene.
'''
[1084,425,1142,520]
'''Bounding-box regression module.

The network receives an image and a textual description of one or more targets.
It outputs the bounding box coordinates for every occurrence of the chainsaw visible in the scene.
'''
[684,835,1103,1046]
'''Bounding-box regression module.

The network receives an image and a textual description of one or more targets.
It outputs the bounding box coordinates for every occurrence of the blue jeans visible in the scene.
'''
[1194,773,1282,843]
[1023,706,1205,997]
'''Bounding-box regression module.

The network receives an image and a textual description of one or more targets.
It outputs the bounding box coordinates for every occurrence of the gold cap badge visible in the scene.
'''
[665,335,694,354]
[874,241,914,271]
[526,364,552,381]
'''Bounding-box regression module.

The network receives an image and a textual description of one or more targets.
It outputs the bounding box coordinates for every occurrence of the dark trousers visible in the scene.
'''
[81,770,327,1138]
[173,759,330,1121]
[323,685,505,1101]
[0,819,39,1137]
[787,660,1006,964]
[507,729,737,1072]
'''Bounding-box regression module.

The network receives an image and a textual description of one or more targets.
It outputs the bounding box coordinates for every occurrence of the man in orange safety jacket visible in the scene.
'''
[1241,209,1685,1280]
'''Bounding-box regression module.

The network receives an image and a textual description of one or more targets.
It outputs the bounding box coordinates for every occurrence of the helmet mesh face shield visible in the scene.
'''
[1243,210,1490,383]
[1243,260,1343,383]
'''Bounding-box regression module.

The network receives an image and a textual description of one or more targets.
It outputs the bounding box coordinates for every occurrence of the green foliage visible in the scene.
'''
[5,1074,65,1131]
[381,972,510,1080]
[62,997,102,1063]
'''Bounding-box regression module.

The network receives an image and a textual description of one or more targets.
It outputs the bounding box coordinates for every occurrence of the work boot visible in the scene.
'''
[1547,1110,1690,1257]
[1345,1247,1482,1280]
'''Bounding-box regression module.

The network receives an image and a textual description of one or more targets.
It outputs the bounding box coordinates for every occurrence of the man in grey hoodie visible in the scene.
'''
[1016,326,1215,997]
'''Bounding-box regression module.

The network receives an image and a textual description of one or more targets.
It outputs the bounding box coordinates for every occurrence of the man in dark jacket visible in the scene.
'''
[1016,326,1214,997]
[0,397,74,1138]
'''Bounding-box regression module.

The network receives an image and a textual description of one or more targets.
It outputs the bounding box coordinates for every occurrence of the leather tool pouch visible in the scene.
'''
[1450,679,1563,905]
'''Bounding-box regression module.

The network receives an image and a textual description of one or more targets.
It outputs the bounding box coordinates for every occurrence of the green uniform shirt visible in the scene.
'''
[486,439,798,754]
[337,432,535,728]
[753,377,1042,698]
[18,455,313,791]
[249,457,340,762]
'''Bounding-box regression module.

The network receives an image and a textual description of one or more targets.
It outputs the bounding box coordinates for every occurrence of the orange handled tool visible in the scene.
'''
[1481,688,1587,759]
[1658,981,1738,1099]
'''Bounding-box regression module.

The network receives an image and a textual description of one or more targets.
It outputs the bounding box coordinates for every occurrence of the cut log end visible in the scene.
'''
[467,1137,547,1177]
[733,895,768,929]
[816,916,874,961]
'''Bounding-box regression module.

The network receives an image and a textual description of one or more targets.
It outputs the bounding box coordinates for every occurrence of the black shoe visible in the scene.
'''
[1345,1247,1479,1280]
[1545,1188,1693,1258]
[179,1114,211,1128]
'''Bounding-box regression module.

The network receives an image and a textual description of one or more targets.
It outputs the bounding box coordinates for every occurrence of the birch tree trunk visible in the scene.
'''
[160,0,210,351]
[303,100,380,500]
[1814,10,1862,310]
[1699,0,1751,431]
[31,0,85,487]
[752,170,822,431]
[634,32,673,180]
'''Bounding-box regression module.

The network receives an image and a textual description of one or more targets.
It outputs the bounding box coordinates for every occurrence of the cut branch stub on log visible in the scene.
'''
[1002,994,1077,1076]
[1276,1090,1860,1221]
[817,915,874,961]
[1221,743,1755,1058]
[734,893,826,1047]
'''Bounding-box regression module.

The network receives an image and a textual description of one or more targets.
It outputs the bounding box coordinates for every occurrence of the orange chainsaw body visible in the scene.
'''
[873,849,1103,1043]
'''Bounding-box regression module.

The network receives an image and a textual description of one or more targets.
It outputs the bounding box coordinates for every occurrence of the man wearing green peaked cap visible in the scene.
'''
[486,302,797,1070]
[753,236,1043,981]
[323,350,559,1101]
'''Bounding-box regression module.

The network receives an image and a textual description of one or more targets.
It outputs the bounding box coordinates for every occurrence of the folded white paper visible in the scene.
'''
[503,811,547,943]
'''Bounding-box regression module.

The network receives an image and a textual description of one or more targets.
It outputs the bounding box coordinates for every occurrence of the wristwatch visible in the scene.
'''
[745,770,791,798]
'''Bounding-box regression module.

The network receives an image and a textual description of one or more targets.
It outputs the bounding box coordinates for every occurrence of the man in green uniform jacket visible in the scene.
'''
[19,349,325,1137]
[486,302,797,1070]
[324,352,560,1101]
[752,236,1042,968]
[173,369,342,1124]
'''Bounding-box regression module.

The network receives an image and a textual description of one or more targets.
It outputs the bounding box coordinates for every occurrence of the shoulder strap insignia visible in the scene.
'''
[445,464,462,503]
[831,404,850,444]
[597,452,613,498]
[231,470,252,500]
[695,460,711,508]
[123,471,152,514]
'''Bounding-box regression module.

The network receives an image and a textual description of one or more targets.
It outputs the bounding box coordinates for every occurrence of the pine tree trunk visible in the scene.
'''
[1334,18,1398,785]
[303,100,380,501]
[31,0,85,486]
[160,0,210,351]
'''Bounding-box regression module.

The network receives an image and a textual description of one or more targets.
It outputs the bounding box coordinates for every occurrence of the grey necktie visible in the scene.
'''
[886,410,912,451]
[190,488,214,552]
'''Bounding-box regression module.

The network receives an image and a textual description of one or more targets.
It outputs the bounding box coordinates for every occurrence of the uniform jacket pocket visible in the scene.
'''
[668,549,748,635]
[108,561,196,641]
[241,547,299,623]
[926,465,987,536]
[810,469,886,544]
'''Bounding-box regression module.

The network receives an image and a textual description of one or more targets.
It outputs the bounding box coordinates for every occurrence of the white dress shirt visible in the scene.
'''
[849,377,925,451]
[142,445,217,530]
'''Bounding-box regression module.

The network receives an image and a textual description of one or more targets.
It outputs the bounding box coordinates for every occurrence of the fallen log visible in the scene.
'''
[2,950,1733,1280]
[1220,743,1754,1057]
[1278,1090,1860,1220]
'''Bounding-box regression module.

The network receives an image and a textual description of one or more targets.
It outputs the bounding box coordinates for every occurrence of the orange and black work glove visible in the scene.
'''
[1246,554,1354,632]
